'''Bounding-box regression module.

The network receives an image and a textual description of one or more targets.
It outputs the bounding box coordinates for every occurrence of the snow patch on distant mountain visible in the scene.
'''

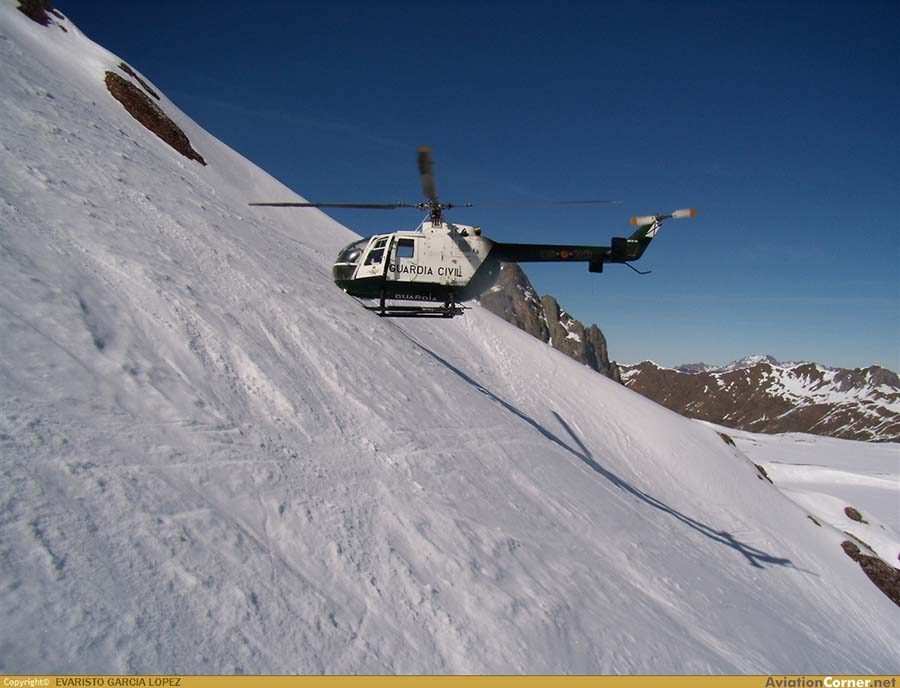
[674,362,719,374]
[719,354,781,372]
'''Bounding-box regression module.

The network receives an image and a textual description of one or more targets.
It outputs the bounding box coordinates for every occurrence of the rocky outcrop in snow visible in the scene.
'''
[477,263,549,343]
[480,263,620,381]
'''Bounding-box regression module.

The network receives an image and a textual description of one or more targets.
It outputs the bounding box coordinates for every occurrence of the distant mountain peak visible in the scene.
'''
[674,362,718,373]
[721,354,781,371]
[674,355,781,374]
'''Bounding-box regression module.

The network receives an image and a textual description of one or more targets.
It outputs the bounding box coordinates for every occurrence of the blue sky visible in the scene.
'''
[60,0,898,370]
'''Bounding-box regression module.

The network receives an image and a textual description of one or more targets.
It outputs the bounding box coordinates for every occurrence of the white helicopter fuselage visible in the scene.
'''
[383,222,490,286]
[333,220,499,304]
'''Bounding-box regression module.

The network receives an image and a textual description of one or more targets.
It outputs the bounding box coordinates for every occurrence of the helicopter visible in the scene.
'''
[250,148,695,317]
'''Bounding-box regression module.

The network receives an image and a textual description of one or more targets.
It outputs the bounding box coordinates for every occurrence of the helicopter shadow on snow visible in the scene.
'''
[404,332,802,572]
[549,411,806,572]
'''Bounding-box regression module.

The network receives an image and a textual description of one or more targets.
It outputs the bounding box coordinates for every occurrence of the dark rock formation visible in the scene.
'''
[118,63,160,100]
[478,263,548,343]
[104,72,206,166]
[844,506,868,524]
[541,296,618,381]
[841,541,900,607]
[17,0,53,26]
[17,0,65,29]
[480,264,620,381]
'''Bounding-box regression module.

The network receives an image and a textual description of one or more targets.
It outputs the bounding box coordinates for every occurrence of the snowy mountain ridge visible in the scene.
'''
[673,354,783,374]
[621,358,900,442]
[1,3,897,674]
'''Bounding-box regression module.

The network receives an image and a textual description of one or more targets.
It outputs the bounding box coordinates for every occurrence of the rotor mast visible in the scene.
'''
[418,146,461,225]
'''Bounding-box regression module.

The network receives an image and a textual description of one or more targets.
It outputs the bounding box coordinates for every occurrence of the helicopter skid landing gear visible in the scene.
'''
[360,292,465,318]
[363,303,466,318]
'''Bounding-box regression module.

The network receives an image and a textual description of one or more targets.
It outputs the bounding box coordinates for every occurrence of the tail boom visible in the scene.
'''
[491,208,695,271]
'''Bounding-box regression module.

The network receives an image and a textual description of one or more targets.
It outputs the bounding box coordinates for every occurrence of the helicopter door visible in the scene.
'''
[390,237,420,283]
[356,235,394,281]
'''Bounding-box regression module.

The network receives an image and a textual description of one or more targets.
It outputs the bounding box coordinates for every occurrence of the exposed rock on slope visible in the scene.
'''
[621,358,900,442]
[480,264,620,381]
[118,62,159,100]
[541,295,618,381]
[104,71,206,165]
[477,263,549,343]
[17,0,60,27]
[841,541,900,607]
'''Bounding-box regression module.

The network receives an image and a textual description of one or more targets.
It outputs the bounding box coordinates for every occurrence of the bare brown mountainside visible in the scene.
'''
[621,359,900,442]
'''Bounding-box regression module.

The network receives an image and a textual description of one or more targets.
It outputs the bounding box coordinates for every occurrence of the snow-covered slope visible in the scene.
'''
[1,4,898,674]
[708,424,899,568]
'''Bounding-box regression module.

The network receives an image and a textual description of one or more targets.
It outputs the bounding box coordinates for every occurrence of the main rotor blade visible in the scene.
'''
[462,199,622,208]
[248,202,420,209]
[249,199,622,210]
[417,146,439,204]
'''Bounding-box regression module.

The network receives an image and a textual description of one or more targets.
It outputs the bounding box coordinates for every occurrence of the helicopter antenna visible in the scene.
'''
[623,262,652,275]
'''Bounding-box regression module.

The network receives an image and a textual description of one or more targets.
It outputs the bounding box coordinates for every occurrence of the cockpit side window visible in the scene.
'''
[396,238,415,259]
[363,237,389,266]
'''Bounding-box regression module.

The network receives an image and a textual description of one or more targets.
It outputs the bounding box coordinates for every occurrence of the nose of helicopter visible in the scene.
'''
[332,238,367,283]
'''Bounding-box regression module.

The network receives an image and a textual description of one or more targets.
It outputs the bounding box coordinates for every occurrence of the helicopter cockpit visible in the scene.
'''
[332,238,369,281]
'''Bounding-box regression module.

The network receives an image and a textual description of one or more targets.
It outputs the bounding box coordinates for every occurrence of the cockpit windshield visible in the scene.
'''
[335,239,368,266]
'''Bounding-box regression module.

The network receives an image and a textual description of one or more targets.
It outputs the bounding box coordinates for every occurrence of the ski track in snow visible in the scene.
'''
[1,3,898,674]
